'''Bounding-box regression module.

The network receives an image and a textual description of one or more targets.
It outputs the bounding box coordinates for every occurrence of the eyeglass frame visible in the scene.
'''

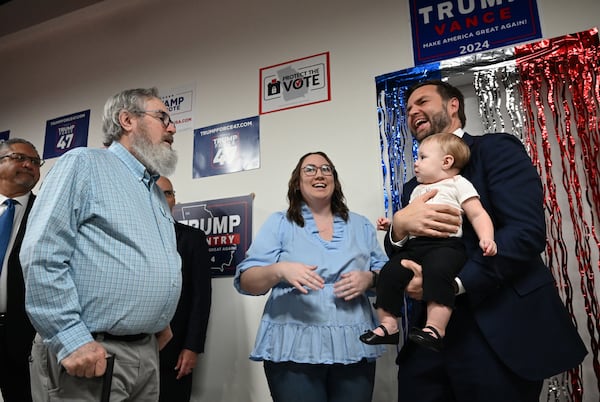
[0,152,45,167]
[163,190,176,197]
[301,164,334,176]
[137,110,175,128]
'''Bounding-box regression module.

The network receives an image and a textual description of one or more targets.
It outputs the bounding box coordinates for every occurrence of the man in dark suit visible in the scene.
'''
[386,80,587,402]
[0,138,43,402]
[156,176,212,402]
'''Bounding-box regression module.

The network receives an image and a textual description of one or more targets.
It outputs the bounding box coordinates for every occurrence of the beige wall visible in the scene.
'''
[1,0,598,401]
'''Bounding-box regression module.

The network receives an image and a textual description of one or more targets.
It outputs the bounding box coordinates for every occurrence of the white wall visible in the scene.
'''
[1,1,598,401]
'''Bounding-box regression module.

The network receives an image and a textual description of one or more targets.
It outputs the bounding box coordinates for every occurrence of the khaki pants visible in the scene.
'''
[29,333,160,402]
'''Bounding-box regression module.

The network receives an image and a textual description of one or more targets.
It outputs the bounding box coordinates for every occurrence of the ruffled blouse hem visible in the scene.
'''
[248,321,387,364]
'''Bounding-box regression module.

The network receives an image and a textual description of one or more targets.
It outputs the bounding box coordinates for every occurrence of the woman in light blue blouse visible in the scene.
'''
[234,151,388,402]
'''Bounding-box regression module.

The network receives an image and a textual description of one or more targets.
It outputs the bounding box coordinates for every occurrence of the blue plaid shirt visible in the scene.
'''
[21,142,182,362]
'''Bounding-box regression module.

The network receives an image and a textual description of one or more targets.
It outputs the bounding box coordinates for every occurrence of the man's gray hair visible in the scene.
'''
[102,87,160,146]
[0,138,38,154]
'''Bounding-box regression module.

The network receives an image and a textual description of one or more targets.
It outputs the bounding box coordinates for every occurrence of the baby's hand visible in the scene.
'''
[480,239,497,256]
[376,217,391,231]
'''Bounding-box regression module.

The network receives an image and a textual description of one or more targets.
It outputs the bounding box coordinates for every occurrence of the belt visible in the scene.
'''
[92,332,149,342]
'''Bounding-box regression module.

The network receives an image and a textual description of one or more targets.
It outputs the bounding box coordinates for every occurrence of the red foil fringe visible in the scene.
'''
[516,28,600,400]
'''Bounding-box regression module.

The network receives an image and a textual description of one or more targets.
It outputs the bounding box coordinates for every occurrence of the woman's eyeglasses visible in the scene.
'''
[301,164,333,176]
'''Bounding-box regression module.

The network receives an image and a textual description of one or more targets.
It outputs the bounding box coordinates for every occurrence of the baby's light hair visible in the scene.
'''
[422,133,470,170]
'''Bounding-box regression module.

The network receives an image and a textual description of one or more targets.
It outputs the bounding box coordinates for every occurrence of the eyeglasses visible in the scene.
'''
[163,190,176,197]
[138,110,175,128]
[0,152,44,167]
[301,164,333,176]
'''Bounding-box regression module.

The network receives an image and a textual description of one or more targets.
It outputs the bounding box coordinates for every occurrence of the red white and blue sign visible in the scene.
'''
[409,0,542,65]
[43,110,90,160]
[172,194,253,277]
[260,52,331,114]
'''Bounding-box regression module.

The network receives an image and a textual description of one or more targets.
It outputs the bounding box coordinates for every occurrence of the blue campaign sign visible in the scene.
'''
[172,194,253,277]
[43,110,90,160]
[410,0,542,65]
[193,116,260,178]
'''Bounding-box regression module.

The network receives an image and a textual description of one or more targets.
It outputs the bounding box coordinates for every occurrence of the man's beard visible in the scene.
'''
[413,105,452,141]
[14,172,38,193]
[130,129,178,176]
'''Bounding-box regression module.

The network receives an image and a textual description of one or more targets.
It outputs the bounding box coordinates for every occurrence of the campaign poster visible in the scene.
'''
[193,116,260,178]
[409,0,542,65]
[43,110,90,160]
[172,194,253,277]
[160,84,195,132]
[260,52,331,114]
[0,130,9,141]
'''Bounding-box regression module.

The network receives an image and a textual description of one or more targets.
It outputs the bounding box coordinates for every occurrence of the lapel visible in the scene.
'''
[2,193,35,313]
[10,194,35,259]
[7,194,35,288]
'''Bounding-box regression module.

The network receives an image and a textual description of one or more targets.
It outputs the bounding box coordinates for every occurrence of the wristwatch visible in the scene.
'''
[371,271,379,288]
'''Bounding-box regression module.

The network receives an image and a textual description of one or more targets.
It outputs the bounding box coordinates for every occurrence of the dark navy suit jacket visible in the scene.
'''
[387,132,586,381]
[6,194,36,365]
[161,222,212,363]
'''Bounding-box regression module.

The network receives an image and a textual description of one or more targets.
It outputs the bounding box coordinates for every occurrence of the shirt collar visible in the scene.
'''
[0,192,29,206]
[453,128,465,138]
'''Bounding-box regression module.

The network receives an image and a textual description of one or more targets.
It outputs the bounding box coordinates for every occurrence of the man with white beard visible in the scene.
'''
[20,88,182,402]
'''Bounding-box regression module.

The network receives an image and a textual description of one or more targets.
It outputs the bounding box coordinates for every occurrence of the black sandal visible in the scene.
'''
[359,324,400,345]
[408,325,444,352]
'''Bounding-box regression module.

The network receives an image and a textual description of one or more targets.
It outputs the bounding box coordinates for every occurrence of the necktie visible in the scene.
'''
[0,199,15,275]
